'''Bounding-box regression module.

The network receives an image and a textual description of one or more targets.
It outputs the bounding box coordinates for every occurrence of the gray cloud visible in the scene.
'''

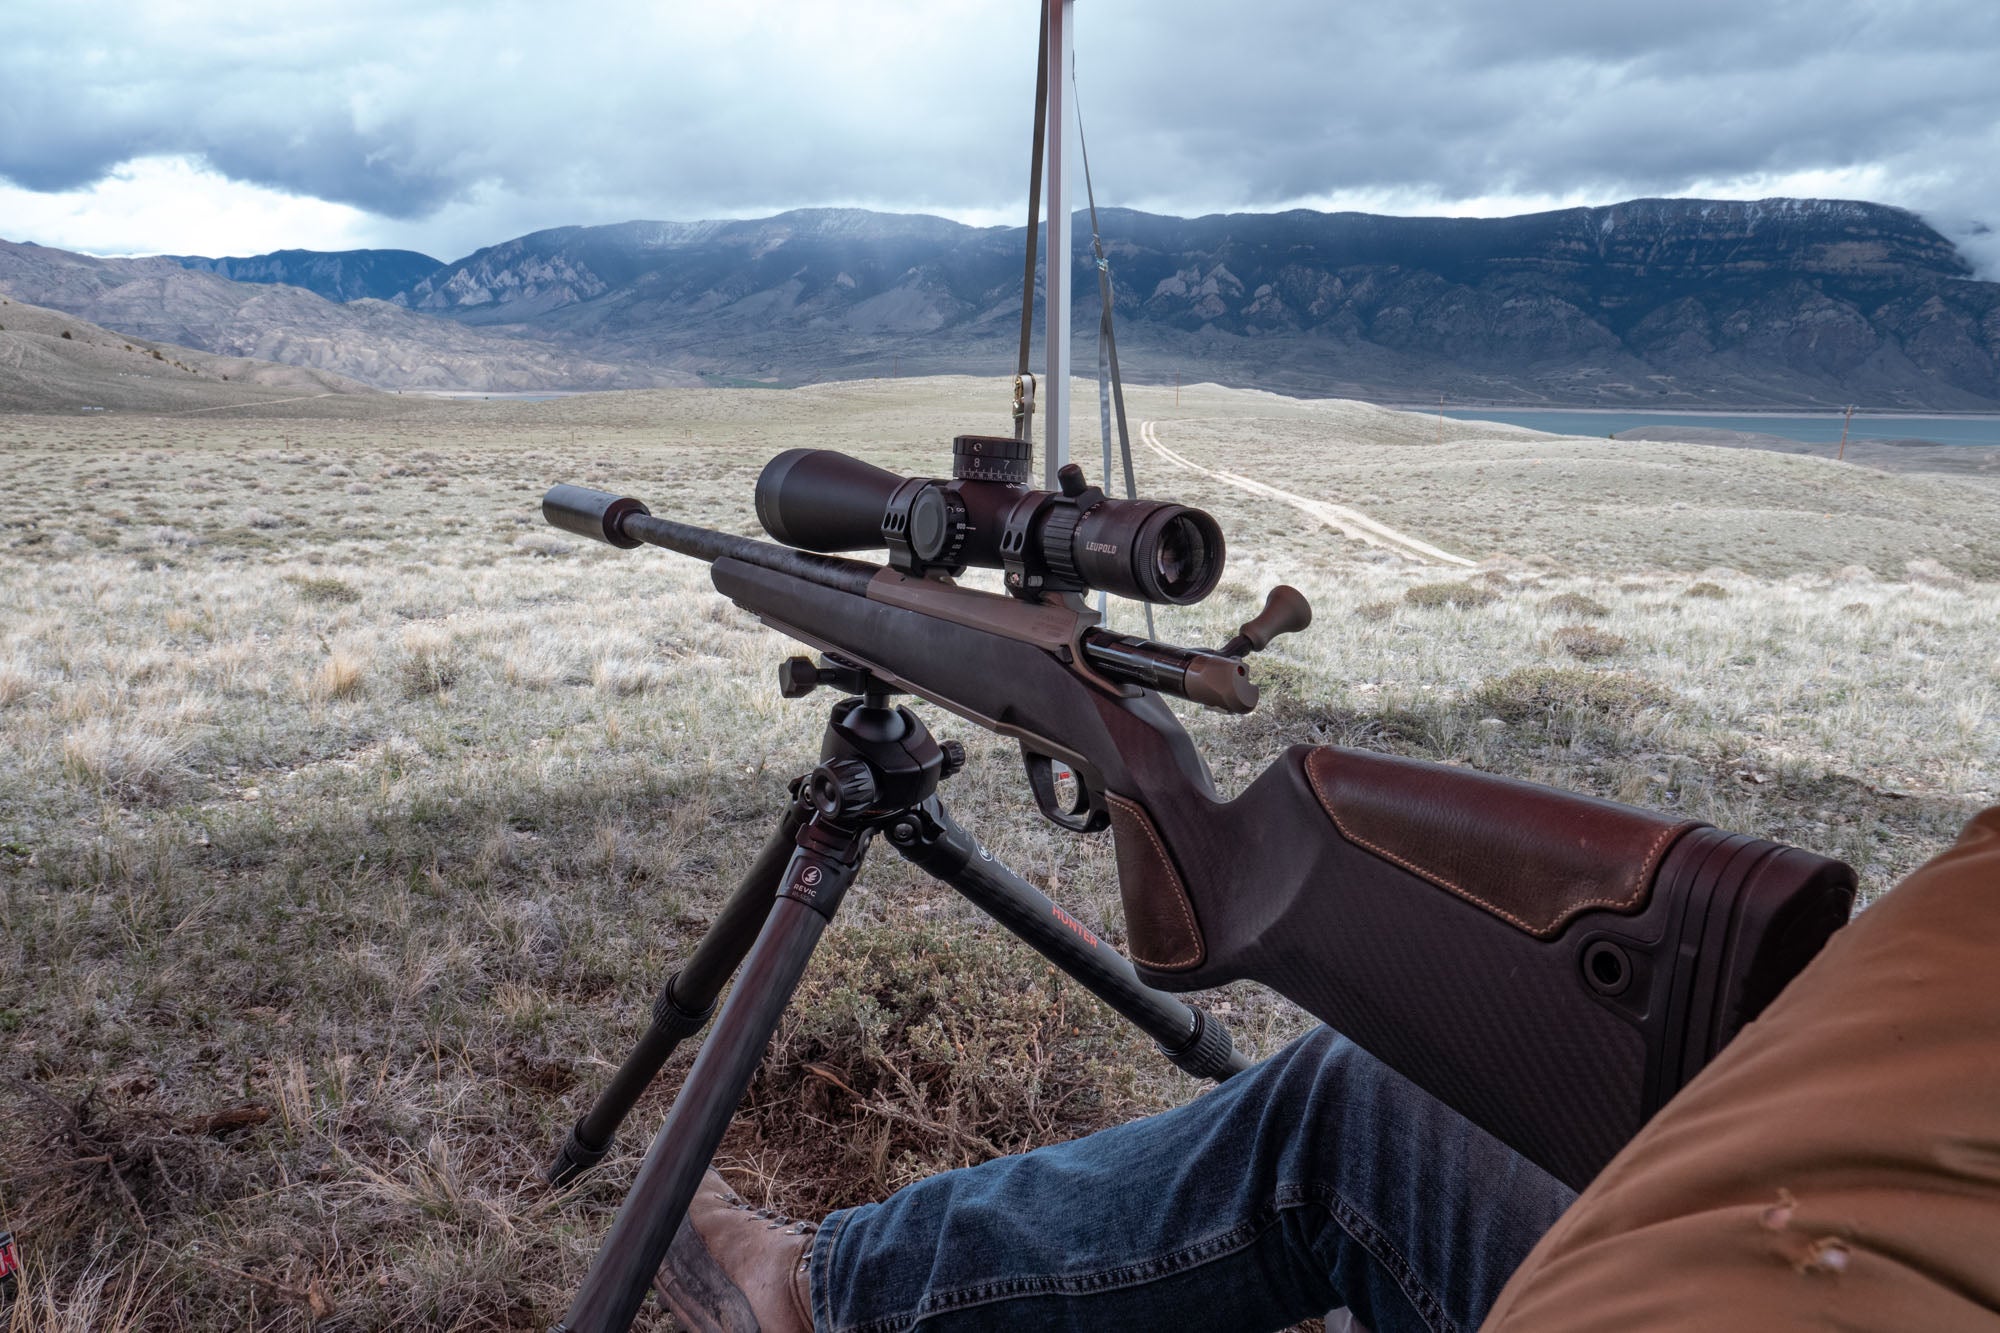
[3,0,1996,271]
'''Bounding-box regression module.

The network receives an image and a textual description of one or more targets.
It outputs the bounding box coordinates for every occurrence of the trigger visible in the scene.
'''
[1021,747,1110,834]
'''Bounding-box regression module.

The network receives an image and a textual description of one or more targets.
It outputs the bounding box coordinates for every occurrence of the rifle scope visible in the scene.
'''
[755,436,1225,606]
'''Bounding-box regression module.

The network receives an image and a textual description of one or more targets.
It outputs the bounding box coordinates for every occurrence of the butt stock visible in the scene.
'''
[1116,748,1857,1191]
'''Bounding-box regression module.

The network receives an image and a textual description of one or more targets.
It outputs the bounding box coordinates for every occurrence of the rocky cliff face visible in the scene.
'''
[393,199,2000,407]
[405,211,989,323]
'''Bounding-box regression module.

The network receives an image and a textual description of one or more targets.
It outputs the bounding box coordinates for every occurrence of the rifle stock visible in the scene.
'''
[708,556,1855,1190]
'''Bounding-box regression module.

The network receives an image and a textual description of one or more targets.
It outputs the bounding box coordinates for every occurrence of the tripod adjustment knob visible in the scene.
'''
[779,656,821,699]
[779,655,889,700]
[938,739,967,781]
[809,757,878,819]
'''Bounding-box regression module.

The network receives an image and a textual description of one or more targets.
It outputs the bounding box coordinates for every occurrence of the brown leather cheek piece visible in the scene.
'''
[1105,793,1206,971]
[1303,748,1703,940]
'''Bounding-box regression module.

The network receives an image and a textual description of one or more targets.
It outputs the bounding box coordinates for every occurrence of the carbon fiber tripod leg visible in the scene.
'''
[887,797,1248,1081]
[552,817,866,1333]
[545,788,812,1187]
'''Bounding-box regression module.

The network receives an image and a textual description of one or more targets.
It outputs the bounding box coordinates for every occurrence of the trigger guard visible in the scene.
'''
[1022,748,1110,834]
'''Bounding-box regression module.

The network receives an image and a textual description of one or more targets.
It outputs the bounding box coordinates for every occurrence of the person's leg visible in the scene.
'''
[811,1026,1576,1333]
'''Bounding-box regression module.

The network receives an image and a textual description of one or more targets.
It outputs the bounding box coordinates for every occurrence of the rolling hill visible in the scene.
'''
[0,293,378,412]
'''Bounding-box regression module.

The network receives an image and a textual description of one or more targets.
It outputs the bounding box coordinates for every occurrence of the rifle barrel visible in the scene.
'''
[542,484,878,596]
[621,512,879,596]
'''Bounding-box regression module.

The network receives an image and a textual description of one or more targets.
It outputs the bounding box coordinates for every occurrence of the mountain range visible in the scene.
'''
[0,240,691,393]
[4,198,1999,406]
[165,247,443,305]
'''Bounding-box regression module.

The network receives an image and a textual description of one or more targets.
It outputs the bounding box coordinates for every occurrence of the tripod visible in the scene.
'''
[549,657,1249,1333]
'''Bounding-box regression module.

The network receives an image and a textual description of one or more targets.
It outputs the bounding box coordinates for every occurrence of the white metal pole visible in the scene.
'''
[1043,0,1073,488]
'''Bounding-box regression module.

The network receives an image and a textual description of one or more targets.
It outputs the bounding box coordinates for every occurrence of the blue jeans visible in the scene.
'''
[808,1027,1575,1333]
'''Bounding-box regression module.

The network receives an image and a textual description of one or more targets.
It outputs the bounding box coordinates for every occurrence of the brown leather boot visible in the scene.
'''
[652,1170,816,1333]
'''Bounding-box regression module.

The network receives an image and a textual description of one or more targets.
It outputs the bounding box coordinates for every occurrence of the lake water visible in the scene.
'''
[1438,409,2000,448]
[405,390,579,402]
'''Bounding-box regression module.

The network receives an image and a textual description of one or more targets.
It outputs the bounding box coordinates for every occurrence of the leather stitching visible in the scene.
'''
[1303,749,1695,940]
[1106,793,1204,969]
[788,1238,815,1331]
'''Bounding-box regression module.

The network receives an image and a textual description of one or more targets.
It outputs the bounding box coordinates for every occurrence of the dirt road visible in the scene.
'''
[1139,420,1475,566]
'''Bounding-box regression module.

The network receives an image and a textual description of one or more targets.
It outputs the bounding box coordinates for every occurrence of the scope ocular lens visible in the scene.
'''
[1069,499,1225,605]
[1151,513,1208,599]
[1133,507,1224,604]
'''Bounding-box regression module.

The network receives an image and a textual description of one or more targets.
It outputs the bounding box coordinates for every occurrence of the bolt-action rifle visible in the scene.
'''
[540,433,1855,1333]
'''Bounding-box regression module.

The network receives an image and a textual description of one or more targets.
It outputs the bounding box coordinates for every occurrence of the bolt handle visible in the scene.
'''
[1221,585,1314,658]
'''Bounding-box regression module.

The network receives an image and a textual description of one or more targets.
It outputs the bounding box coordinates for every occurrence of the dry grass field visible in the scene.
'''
[2,376,1996,1329]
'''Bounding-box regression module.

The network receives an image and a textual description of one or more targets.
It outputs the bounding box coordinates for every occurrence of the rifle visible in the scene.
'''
[540,435,1856,1333]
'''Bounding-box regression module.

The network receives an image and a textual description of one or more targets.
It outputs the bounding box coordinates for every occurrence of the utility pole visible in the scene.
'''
[1436,393,1444,446]
[1837,404,1854,461]
[1043,0,1074,489]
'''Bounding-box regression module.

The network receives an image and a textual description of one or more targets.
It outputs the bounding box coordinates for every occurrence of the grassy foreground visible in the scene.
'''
[1,377,1995,1329]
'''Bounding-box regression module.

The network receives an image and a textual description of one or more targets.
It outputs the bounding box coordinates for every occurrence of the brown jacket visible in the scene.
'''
[1484,807,2000,1331]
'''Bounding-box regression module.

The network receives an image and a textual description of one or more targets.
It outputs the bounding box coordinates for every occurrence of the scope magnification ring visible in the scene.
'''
[1037,501,1087,589]
[952,434,1034,485]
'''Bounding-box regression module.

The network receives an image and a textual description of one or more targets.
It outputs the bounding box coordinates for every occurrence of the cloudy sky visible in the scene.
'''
[4,0,1997,272]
